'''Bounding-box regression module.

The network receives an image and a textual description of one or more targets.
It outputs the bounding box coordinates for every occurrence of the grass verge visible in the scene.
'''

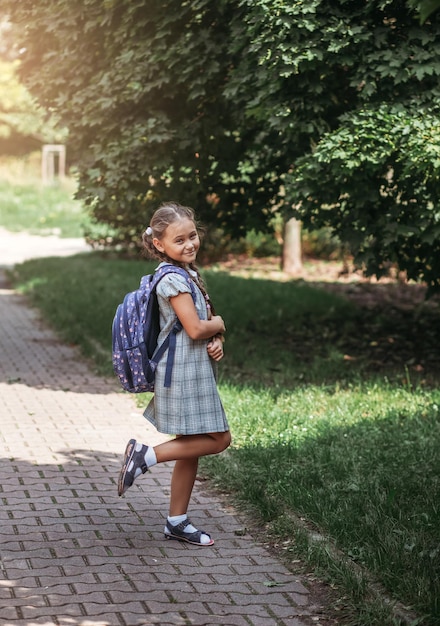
[9,252,440,626]
[0,178,90,237]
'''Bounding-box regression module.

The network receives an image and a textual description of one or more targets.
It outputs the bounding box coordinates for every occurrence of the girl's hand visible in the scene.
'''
[207,336,224,361]
[211,315,226,334]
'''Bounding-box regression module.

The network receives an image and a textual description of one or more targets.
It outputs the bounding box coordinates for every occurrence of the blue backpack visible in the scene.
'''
[112,264,196,393]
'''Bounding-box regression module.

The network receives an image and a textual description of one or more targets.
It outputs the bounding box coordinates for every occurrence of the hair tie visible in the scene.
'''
[145,226,153,236]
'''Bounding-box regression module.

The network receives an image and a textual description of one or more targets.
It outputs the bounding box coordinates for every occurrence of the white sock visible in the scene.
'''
[167,515,211,545]
[168,514,187,525]
[144,446,157,468]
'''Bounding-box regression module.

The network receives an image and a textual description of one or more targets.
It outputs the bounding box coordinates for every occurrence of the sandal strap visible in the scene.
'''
[165,518,212,544]
[174,518,192,531]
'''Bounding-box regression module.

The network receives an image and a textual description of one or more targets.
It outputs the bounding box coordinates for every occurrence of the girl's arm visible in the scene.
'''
[170,292,225,340]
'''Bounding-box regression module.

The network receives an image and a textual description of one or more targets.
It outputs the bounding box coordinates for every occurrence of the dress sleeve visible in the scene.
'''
[156,272,193,300]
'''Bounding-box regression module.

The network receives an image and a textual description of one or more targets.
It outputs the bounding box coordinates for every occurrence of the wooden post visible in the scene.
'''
[282,217,303,275]
[42,145,66,184]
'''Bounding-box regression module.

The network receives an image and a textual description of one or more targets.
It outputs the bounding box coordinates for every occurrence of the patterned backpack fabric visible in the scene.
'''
[112,265,196,393]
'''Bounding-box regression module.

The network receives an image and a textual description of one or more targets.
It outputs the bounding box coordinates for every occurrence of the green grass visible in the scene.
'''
[0,179,90,237]
[208,383,440,623]
[9,252,440,625]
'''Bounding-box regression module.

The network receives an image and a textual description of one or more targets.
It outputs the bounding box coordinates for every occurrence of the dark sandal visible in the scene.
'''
[164,518,214,546]
[117,438,149,496]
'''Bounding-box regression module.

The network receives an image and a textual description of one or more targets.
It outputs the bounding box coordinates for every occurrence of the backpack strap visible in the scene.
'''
[150,265,197,388]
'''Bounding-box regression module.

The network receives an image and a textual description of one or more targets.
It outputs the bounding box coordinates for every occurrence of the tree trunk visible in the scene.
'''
[282,217,302,275]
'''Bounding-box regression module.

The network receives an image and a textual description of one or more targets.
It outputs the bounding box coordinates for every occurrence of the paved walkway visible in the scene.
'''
[0,232,333,626]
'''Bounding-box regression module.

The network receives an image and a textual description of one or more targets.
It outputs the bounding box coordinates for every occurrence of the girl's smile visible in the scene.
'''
[153,217,200,264]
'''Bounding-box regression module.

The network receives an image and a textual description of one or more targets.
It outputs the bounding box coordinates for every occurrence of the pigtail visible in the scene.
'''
[189,263,216,317]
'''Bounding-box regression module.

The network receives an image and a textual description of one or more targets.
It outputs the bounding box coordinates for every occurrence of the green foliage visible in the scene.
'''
[409,0,440,22]
[301,227,342,259]
[227,0,440,144]
[228,0,440,290]
[5,0,440,288]
[289,105,440,292]
[230,228,282,258]
[4,0,273,245]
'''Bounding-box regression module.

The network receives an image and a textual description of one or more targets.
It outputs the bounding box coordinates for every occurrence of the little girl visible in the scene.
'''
[118,201,231,546]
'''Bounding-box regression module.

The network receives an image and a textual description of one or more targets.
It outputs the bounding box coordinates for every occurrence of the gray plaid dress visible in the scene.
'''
[143,264,229,436]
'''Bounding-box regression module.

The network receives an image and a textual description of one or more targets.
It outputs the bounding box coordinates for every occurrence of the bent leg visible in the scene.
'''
[118,431,231,500]
[154,430,231,464]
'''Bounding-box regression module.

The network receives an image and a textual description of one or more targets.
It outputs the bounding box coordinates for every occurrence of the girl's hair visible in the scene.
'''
[142,201,216,314]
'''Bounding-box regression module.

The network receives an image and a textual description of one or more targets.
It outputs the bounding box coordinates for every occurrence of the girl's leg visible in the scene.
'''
[165,456,213,545]
[154,431,231,464]
[169,457,198,517]
[163,434,230,544]
[118,431,231,497]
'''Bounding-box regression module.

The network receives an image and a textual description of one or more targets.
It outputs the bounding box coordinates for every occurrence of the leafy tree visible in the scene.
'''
[226,0,440,290]
[5,0,440,290]
[3,0,278,246]
[409,0,440,22]
[289,106,440,292]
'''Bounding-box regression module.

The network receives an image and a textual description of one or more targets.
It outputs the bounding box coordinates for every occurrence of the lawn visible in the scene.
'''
[0,178,90,237]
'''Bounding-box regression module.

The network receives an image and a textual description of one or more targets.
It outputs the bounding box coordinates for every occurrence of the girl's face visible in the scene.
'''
[153,217,200,264]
